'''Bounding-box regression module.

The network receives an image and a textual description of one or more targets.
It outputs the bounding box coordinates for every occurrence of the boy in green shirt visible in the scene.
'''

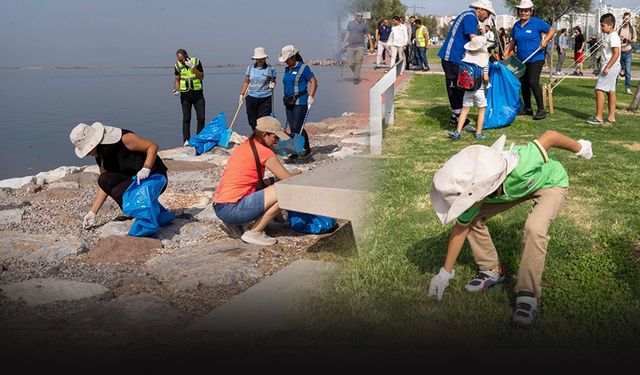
[428,131,593,328]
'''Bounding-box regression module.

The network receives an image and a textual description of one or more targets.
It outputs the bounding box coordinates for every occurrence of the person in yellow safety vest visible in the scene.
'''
[173,49,205,146]
[414,19,430,71]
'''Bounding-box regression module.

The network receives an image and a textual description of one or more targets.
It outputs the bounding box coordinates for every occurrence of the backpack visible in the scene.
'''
[457,61,483,91]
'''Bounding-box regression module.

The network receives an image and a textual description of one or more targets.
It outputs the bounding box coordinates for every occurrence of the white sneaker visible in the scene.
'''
[183,140,190,147]
[241,230,277,246]
[626,88,633,95]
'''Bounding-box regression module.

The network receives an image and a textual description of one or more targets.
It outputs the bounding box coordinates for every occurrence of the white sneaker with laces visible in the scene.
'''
[241,230,277,246]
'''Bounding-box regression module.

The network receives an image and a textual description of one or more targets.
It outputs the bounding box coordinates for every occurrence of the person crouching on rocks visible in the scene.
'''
[213,116,300,246]
[70,122,168,229]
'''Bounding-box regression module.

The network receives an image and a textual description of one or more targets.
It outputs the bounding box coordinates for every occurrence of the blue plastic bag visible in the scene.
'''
[483,61,522,129]
[188,112,227,155]
[122,174,175,237]
[287,211,337,234]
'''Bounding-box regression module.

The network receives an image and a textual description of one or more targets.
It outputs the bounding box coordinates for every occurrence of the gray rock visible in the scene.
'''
[34,166,83,184]
[0,176,36,189]
[178,222,217,240]
[0,231,88,263]
[97,220,133,238]
[0,278,112,306]
[88,235,162,264]
[145,242,263,292]
[194,205,219,224]
[0,187,14,199]
[0,208,24,225]
[48,181,80,190]
[25,188,78,202]
[58,171,99,188]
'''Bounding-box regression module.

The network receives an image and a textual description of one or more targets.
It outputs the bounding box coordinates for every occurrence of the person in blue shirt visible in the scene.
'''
[278,45,318,160]
[438,0,495,127]
[239,47,277,131]
[503,0,555,120]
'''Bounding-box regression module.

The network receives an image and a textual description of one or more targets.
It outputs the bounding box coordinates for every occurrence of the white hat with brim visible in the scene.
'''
[515,0,535,9]
[256,116,290,141]
[278,45,299,63]
[69,122,122,158]
[429,135,519,225]
[462,36,490,66]
[252,47,268,60]
[469,0,496,16]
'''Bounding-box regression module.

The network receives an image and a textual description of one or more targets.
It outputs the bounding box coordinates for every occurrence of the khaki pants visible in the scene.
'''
[466,186,568,298]
[346,46,365,79]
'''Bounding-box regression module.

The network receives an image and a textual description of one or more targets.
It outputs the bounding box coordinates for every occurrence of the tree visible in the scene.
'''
[440,23,451,40]
[422,15,438,38]
[505,0,592,24]
[346,0,407,30]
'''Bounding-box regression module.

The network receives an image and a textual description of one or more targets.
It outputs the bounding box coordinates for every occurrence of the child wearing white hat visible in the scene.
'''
[428,131,593,328]
[448,35,491,141]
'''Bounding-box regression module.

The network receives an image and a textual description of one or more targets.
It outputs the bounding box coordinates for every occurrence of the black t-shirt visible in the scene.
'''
[588,39,599,53]
[574,34,585,53]
[96,129,168,177]
[174,61,204,76]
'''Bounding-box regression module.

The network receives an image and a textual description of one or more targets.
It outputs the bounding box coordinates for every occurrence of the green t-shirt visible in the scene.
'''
[458,140,568,224]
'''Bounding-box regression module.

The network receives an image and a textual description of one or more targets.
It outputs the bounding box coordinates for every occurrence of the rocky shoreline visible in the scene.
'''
[0,112,369,345]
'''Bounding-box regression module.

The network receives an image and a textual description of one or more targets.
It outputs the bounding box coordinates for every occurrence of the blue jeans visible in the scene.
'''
[416,46,428,69]
[214,189,265,225]
[285,104,310,151]
[620,51,633,90]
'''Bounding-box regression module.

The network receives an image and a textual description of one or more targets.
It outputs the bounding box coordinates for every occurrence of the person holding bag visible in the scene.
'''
[213,117,300,246]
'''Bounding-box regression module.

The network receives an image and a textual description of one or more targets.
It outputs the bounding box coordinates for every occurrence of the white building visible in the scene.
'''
[557,5,632,38]
[495,15,517,30]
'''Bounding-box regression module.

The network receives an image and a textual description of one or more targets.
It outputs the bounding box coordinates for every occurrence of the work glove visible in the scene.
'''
[173,89,180,96]
[428,267,455,301]
[136,167,151,185]
[307,96,315,106]
[239,94,245,106]
[184,60,195,69]
[83,211,96,229]
[575,139,593,160]
[268,81,276,89]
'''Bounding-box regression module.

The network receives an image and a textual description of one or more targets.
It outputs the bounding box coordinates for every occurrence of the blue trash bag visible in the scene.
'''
[122,174,175,237]
[287,211,337,234]
[188,112,227,155]
[483,61,522,129]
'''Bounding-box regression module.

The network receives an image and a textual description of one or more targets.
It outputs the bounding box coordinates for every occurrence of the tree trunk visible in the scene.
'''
[630,84,640,111]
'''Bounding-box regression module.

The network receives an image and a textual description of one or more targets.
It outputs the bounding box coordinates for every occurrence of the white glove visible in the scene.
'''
[238,94,245,106]
[307,96,315,106]
[83,211,96,229]
[136,167,151,185]
[428,267,455,301]
[268,81,276,89]
[184,60,195,69]
[575,139,593,160]
[173,89,180,96]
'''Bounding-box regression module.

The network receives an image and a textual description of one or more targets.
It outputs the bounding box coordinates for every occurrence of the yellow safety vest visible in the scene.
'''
[175,57,202,92]
[416,26,428,47]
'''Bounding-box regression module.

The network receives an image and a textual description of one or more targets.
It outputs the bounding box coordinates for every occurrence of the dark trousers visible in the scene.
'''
[180,90,206,142]
[521,60,545,112]
[442,60,464,114]
[245,95,273,131]
[405,45,412,69]
[285,104,311,151]
[416,46,428,69]
[98,172,168,209]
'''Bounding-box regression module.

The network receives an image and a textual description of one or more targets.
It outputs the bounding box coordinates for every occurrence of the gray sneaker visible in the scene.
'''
[241,230,277,246]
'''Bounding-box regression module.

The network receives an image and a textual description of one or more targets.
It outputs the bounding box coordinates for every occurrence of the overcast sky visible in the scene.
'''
[404,0,639,16]
[0,0,345,68]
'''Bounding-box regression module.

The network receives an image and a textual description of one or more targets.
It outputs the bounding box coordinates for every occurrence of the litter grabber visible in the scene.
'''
[274,104,311,156]
[501,48,541,79]
[218,95,245,148]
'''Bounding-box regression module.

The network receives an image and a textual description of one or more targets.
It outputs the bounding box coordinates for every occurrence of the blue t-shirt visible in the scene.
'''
[245,64,276,99]
[512,17,551,63]
[282,62,314,106]
[438,9,479,63]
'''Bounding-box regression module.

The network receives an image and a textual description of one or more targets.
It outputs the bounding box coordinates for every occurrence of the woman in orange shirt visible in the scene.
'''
[213,116,300,246]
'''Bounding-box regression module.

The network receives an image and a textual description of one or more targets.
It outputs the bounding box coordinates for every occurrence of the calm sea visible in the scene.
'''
[0,66,366,180]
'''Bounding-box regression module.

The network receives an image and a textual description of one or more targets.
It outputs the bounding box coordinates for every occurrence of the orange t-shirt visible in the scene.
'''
[213,139,276,204]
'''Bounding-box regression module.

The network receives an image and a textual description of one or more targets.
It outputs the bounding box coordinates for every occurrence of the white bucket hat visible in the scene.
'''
[515,0,535,9]
[429,135,519,225]
[69,122,122,158]
[252,47,268,60]
[462,36,490,66]
[256,116,290,140]
[469,0,496,16]
[278,45,299,63]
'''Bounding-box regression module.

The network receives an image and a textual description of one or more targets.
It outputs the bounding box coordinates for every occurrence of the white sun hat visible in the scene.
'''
[69,122,122,158]
[515,0,535,9]
[278,45,299,63]
[462,35,490,66]
[252,47,268,59]
[429,135,519,225]
[469,0,496,16]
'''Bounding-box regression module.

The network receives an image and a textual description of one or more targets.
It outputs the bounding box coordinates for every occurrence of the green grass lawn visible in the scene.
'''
[302,73,640,351]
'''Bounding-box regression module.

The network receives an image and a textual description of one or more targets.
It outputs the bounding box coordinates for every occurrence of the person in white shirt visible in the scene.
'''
[388,16,408,69]
[586,13,622,125]
[484,25,496,53]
